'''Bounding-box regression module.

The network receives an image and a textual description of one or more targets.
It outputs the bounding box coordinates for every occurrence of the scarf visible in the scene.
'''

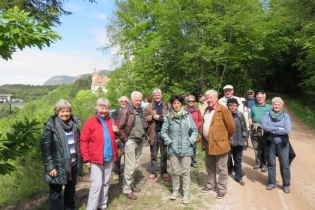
[269,109,284,122]
[185,106,198,113]
[169,108,184,119]
[232,111,248,137]
[56,116,74,175]
[130,103,147,129]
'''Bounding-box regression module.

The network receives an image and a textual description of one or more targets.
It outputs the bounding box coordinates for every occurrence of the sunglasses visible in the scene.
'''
[247,93,253,95]
[188,100,195,102]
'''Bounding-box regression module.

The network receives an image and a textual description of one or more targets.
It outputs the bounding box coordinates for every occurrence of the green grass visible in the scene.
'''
[289,98,315,129]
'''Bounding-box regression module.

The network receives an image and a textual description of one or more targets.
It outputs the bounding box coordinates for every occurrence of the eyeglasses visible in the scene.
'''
[188,100,195,102]
[120,100,127,103]
[247,93,253,95]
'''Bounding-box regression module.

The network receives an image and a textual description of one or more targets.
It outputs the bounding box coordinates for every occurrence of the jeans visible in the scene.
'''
[150,132,168,175]
[228,146,244,181]
[267,141,290,187]
[191,143,197,165]
[48,164,77,210]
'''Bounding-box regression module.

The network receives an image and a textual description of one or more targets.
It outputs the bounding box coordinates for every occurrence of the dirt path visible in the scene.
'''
[4,93,315,210]
[211,93,315,210]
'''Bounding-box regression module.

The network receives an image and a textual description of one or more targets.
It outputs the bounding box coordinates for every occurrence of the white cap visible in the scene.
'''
[240,97,246,102]
[223,85,233,90]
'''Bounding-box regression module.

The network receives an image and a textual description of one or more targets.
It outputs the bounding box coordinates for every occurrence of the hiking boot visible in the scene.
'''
[238,180,245,186]
[123,192,137,200]
[182,196,189,204]
[147,174,156,181]
[283,186,290,193]
[253,163,261,170]
[163,173,170,181]
[170,193,177,200]
[201,187,213,193]
[261,165,267,172]
[216,192,226,199]
[266,184,275,190]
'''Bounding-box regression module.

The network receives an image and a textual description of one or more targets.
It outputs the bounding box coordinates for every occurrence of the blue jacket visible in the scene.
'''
[161,111,198,157]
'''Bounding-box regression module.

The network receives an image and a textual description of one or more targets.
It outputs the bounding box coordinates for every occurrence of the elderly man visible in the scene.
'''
[248,92,272,172]
[218,85,242,112]
[246,90,257,109]
[200,89,235,199]
[198,94,207,116]
[112,96,129,180]
[116,91,146,200]
[143,88,171,181]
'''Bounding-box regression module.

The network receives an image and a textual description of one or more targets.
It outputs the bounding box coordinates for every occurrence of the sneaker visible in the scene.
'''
[113,174,119,180]
[182,196,189,204]
[147,174,155,181]
[163,173,170,181]
[170,193,177,200]
[266,184,275,190]
[238,180,245,186]
[261,165,267,172]
[253,163,261,170]
[283,186,290,193]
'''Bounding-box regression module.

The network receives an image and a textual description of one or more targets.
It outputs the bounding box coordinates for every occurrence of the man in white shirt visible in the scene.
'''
[218,85,242,112]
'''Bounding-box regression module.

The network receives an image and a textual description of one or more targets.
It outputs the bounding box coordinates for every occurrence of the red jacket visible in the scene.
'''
[80,115,118,164]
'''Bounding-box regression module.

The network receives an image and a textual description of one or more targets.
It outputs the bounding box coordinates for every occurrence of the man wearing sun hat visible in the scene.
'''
[218,85,242,112]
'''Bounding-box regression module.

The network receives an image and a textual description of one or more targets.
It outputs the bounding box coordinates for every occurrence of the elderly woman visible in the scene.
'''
[184,95,202,168]
[226,98,248,186]
[161,95,198,204]
[80,98,120,210]
[40,99,82,210]
[262,97,291,193]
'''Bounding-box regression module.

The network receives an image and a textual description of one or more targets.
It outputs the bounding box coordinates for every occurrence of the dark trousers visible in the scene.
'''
[191,143,197,165]
[150,132,168,175]
[48,164,77,210]
[250,130,267,165]
[228,146,244,181]
[114,140,125,175]
[267,142,290,187]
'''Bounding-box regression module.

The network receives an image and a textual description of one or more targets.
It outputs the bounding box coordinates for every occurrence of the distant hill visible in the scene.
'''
[44,70,112,85]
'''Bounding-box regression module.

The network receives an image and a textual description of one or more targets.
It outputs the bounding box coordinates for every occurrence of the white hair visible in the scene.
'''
[272,97,284,106]
[152,88,162,95]
[95,98,110,111]
[131,91,142,99]
[204,89,218,98]
[118,96,129,103]
[55,99,72,114]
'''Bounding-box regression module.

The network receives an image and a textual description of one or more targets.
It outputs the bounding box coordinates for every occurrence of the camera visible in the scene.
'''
[159,115,164,121]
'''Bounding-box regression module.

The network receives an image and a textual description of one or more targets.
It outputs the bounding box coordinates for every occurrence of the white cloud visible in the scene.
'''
[0,48,112,85]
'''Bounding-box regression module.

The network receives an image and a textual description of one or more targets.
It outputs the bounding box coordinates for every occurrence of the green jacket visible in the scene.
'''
[161,111,198,157]
[40,115,83,185]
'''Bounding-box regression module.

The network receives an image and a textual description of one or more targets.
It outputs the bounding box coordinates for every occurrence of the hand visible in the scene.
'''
[253,123,261,131]
[244,142,248,147]
[84,162,91,169]
[112,126,119,133]
[279,127,284,130]
[48,169,57,177]
[153,115,160,120]
[67,171,72,181]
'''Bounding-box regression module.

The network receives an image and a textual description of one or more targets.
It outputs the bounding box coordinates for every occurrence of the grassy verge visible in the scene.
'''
[289,98,315,129]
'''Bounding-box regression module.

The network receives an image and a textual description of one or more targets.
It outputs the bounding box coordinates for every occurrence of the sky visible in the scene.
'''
[0,0,117,85]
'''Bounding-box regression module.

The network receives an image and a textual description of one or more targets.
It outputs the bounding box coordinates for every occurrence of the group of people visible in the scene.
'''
[39,86,294,210]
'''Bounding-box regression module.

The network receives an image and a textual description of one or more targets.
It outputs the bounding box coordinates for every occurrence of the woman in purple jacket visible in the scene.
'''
[262,97,291,193]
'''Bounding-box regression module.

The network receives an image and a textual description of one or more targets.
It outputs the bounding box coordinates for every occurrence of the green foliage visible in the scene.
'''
[289,98,315,130]
[0,7,61,60]
[0,117,40,175]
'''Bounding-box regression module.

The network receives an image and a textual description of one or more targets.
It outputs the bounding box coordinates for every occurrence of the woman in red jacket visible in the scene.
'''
[80,98,120,210]
[184,95,203,167]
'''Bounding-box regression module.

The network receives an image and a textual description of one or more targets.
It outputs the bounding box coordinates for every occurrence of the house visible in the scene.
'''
[91,68,110,94]
[0,94,12,103]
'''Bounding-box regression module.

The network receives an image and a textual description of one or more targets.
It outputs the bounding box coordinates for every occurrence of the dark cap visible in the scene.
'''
[227,98,239,106]
[247,89,254,93]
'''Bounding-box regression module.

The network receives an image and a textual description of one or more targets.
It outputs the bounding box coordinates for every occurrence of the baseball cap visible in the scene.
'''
[223,85,233,90]
[247,89,254,93]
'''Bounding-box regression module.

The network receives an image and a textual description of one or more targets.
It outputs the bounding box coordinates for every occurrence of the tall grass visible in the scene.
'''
[0,150,47,207]
[289,98,315,129]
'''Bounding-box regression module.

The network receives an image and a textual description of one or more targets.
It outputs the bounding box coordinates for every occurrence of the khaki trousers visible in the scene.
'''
[123,139,143,193]
[204,140,229,194]
[170,156,191,196]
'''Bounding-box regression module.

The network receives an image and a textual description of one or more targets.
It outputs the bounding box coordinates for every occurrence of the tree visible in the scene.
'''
[0,7,61,60]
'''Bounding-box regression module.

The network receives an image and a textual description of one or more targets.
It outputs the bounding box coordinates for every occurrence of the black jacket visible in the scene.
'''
[40,115,83,185]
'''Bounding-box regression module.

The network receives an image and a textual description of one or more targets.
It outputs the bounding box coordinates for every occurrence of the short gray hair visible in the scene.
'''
[272,97,284,106]
[152,88,162,95]
[186,95,196,101]
[256,92,266,98]
[204,89,218,98]
[118,96,129,103]
[131,91,142,99]
[55,99,72,114]
[95,98,111,111]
